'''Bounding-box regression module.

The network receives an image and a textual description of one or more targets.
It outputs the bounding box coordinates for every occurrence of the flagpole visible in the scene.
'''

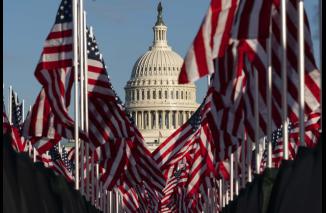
[234,142,239,196]
[73,0,80,190]
[241,138,246,188]
[320,0,322,129]
[91,152,95,205]
[229,147,234,201]
[8,85,12,124]
[79,0,85,196]
[83,10,90,201]
[219,179,222,212]
[280,0,289,160]
[22,99,25,122]
[254,68,260,174]
[298,0,305,146]
[96,163,100,208]
[267,13,273,168]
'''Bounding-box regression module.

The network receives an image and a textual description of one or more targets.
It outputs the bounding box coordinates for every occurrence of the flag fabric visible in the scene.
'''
[10,91,27,152]
[34,0,75,128]
[61,145,74,174]
[48,144,74,182]
[238,0,321,142]
[3,100,10,135]
[84,28,165,209]
[231,0,273,39]
[11,91,23,133]
[23,0,86,154]
[178,0,239,84]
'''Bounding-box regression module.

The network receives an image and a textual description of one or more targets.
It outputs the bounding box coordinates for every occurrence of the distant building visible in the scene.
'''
[125,2,199,152]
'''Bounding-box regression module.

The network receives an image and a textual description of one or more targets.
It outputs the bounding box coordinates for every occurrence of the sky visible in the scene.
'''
[3,0,321,117]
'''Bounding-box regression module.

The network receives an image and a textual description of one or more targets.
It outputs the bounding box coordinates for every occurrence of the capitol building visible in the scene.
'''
[125,3,199,152]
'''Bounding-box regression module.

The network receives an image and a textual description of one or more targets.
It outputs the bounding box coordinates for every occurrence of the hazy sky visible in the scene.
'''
[3,0,321,117]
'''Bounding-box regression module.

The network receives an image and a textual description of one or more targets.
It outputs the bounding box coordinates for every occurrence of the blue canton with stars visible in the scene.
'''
[55,0,72,24]
[11,91,23,133]
[49,144,62,162]
[61,145,74,173]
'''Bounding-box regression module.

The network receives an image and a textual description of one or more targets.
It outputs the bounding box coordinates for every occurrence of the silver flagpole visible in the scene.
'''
[73,0,80,190]
[219,179,222,211]
[241,138,246,188]
[298,0,305,146]
[234,142,239,196]
[280,0,289,160]
[91,152,95,205]
[267,13,273,168]
[22,100,25,122]
[246,134,252,182]
[83,10,90,201]
[79,0,85,196]
[320,0,322,129]
[8,85,12,124]
[229,147,234,201]
[254,68,260,174]
[96,163,100,208]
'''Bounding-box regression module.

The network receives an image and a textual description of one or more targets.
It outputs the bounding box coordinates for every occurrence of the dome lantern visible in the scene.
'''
[152,2,168,49]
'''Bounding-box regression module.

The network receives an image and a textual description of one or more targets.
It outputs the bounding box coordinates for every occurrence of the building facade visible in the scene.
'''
[124,3,198,152]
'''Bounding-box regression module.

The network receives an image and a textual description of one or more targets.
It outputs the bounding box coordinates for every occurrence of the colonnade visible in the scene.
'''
[130,110,194,130]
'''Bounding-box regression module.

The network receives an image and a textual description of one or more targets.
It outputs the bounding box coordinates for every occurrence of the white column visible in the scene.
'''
[155,111,159,129]
[162,110,166,129]
[134,111,138,128]
[148,111,152,129]
[141,111,144,129]
[169,111,172,129]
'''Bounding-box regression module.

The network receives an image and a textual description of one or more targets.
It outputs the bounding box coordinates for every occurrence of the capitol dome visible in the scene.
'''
[125,2,199,152]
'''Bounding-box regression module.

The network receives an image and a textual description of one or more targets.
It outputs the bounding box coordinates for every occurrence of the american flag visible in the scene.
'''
[48,144,74,182]
[11,91,23,133]
[61,145,74,174]
[31,0,77,140]
[3,99,10,135]
[231,0,273,39]
[23,0,85,154]
[259,122,294,171]
[85,28,165,206]
[240,0,320,143]
[10,91,28,153]
[178,0,239,84]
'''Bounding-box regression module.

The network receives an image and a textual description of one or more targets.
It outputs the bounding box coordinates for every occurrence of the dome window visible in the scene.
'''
[136,90,139,100]
[171,91,174,99]
[159,91,162,99]
[165,91,168,99]
[176,91,179,99]
[142,90,145,100]
[181,91,183,99]
[147,90,150,99]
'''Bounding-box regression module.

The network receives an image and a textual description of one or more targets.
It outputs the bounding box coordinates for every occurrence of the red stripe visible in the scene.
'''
[43,44,73,54]
[46,29,72,40]
[193,28,210,78]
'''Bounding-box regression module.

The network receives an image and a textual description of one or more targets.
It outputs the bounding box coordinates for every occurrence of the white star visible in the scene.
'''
[64,0,67,4]
[60,15,65,19]
[60,6,64,10]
